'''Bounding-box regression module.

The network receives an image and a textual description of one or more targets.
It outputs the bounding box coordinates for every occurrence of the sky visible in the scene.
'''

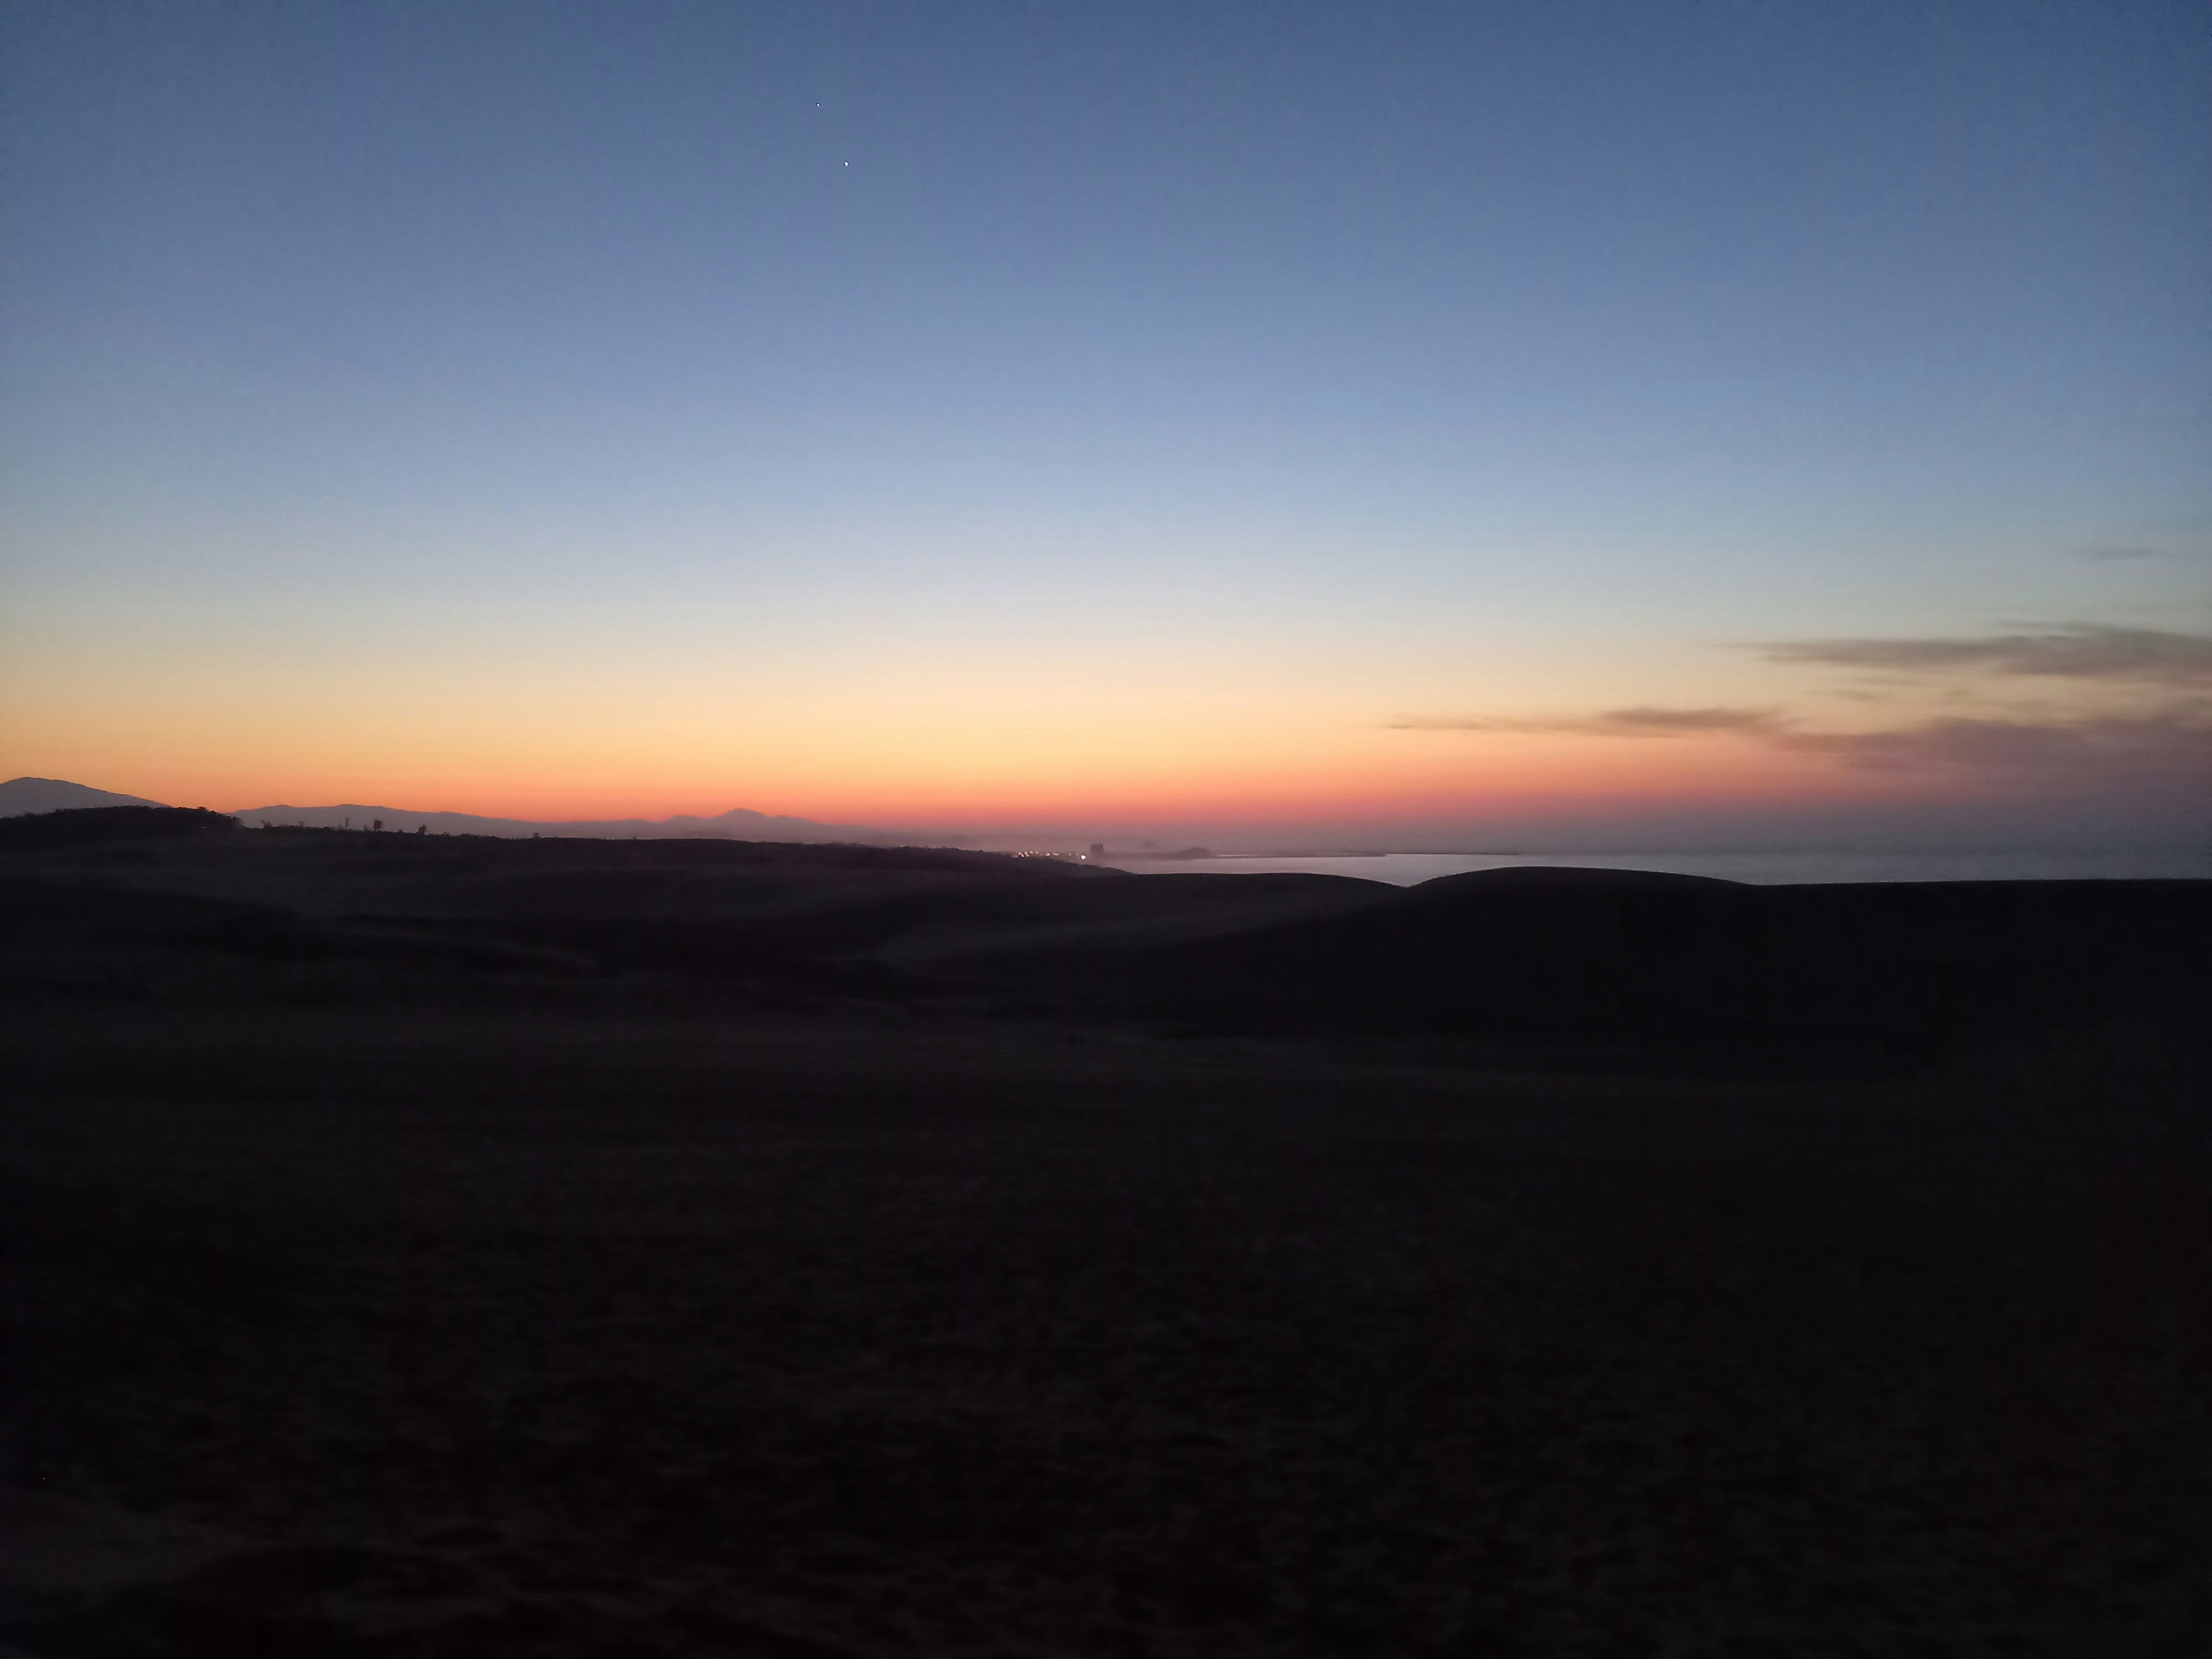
[4,0,2207,848]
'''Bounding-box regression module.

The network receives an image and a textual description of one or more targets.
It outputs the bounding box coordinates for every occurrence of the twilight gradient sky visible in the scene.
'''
[5,1,2208,846]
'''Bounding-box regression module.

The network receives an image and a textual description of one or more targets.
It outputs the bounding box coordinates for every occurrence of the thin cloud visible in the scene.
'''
[2075,546,2162,563]
[1388,696,2212,797]
[1776,710,2212,778]
[1759,624,2212,684]
[1388,706,1786,737]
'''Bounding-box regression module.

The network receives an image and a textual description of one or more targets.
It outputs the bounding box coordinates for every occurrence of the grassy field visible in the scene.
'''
[3,825,2208,1655]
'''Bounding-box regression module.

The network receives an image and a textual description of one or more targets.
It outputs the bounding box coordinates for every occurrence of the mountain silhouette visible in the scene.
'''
[227,801,885,842]
[0,777,166,816]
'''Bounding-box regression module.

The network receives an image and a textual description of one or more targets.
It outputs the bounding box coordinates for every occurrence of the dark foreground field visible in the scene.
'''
[4,820,2209,1655]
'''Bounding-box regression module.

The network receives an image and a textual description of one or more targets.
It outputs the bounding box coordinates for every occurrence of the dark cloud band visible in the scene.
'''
[1758,625,2212,684]
[1391,698,2211,797]
[1775,711,2212,777]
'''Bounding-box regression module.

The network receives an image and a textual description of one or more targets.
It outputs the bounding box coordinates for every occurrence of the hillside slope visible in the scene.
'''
[0,777,165,816]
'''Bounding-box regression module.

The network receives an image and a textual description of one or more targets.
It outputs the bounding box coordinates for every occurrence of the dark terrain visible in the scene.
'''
[4,812,2209,1656]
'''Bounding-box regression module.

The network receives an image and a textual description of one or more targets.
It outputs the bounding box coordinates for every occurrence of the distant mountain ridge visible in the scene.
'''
[229,801,885,842]
[3,778,884,842]
[0,777,168,815]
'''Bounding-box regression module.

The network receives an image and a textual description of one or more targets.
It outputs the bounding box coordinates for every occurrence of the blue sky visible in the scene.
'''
[4,2,2207,842]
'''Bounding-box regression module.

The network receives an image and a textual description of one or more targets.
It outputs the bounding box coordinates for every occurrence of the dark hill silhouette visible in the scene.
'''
[5,825,2199,1056]
[1096,874,2211,1044]
[1413,863,1741,892]
[0,777,165,816]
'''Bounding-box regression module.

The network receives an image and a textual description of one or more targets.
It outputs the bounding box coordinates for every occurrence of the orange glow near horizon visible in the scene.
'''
[3,700,1926,837]
[5,594,2162,840]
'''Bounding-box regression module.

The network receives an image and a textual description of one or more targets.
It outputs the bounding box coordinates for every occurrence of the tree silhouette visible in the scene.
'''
[0,806,240,851]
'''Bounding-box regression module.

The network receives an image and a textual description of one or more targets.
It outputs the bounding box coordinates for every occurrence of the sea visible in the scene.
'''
[1098,850,2212,887]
